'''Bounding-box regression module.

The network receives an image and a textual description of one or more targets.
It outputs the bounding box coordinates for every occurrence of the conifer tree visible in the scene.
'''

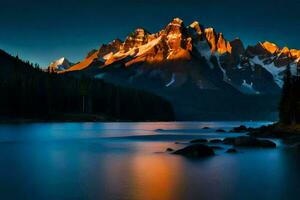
[279,64,292,124]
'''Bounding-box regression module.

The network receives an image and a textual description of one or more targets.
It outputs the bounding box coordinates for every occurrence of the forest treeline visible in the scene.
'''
[279,64,300,125]
[0,50,174,121]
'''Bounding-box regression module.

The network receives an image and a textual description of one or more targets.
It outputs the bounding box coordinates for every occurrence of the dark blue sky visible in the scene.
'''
[1,0,299,67]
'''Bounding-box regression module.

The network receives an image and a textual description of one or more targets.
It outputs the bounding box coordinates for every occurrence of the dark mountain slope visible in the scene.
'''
[0,49,174,121]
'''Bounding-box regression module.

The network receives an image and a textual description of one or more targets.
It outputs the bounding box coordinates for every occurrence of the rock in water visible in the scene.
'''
[202,127,210,130]
[223,136,276,148]
[234,136,276,148]
[230,125,249,133]
[223,137,236,145]
[210,146,224,150]
[190,138,208,143]
[209,139,223,143]
[166,148,174,152]
[173,144,215,158]
[226,148,238,153]
[257,139,277,148]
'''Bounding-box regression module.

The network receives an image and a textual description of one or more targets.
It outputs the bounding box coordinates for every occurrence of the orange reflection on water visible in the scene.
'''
[132,122,183,131]
[129,154,183,200]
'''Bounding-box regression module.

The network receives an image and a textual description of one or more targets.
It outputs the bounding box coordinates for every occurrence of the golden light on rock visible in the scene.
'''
[261,41,279,54]
[54,18,300,75]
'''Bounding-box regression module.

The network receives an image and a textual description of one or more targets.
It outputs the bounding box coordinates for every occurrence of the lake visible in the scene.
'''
[0,121,299,200]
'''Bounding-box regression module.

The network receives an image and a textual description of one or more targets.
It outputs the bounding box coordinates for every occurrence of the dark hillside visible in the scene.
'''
[0,50,174,121]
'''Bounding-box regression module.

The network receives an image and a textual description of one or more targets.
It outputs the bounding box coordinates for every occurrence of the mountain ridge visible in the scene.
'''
[46,18,299,120]
[50,18,300,90]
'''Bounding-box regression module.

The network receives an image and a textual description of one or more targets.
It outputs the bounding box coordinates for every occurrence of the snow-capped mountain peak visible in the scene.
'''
[52,18,300,95]
[48,57,73,72]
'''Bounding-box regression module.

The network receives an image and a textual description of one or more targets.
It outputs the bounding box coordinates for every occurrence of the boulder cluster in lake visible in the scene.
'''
[223,136,276,148]
[169,130,277,158]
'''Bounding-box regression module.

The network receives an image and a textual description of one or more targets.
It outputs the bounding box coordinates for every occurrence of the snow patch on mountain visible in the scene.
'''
[165,73,176,87]
[49,57,73,71]
[136,36,162,56]
[103,52,113,60]
[241,80,260,94]
[250,56,286,87]
[105,36,162,63]
[290,62,298,75]
[94,73,106,79]
[215,54,230,82]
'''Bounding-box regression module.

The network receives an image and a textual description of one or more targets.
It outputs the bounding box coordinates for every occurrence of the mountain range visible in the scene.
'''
[48,18,300,120]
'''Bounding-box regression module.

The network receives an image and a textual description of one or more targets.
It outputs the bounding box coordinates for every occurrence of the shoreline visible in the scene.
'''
[0,118,273,124]
[4,118,299,145]
[248,123,300,145]
[0,113,275,124]
[0,113,176,124]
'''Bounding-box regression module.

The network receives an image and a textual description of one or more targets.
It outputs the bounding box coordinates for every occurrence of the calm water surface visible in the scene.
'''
[0,121,299,200]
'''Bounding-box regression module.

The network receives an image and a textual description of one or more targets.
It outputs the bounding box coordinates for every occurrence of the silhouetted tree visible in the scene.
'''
[279,64,292,124]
